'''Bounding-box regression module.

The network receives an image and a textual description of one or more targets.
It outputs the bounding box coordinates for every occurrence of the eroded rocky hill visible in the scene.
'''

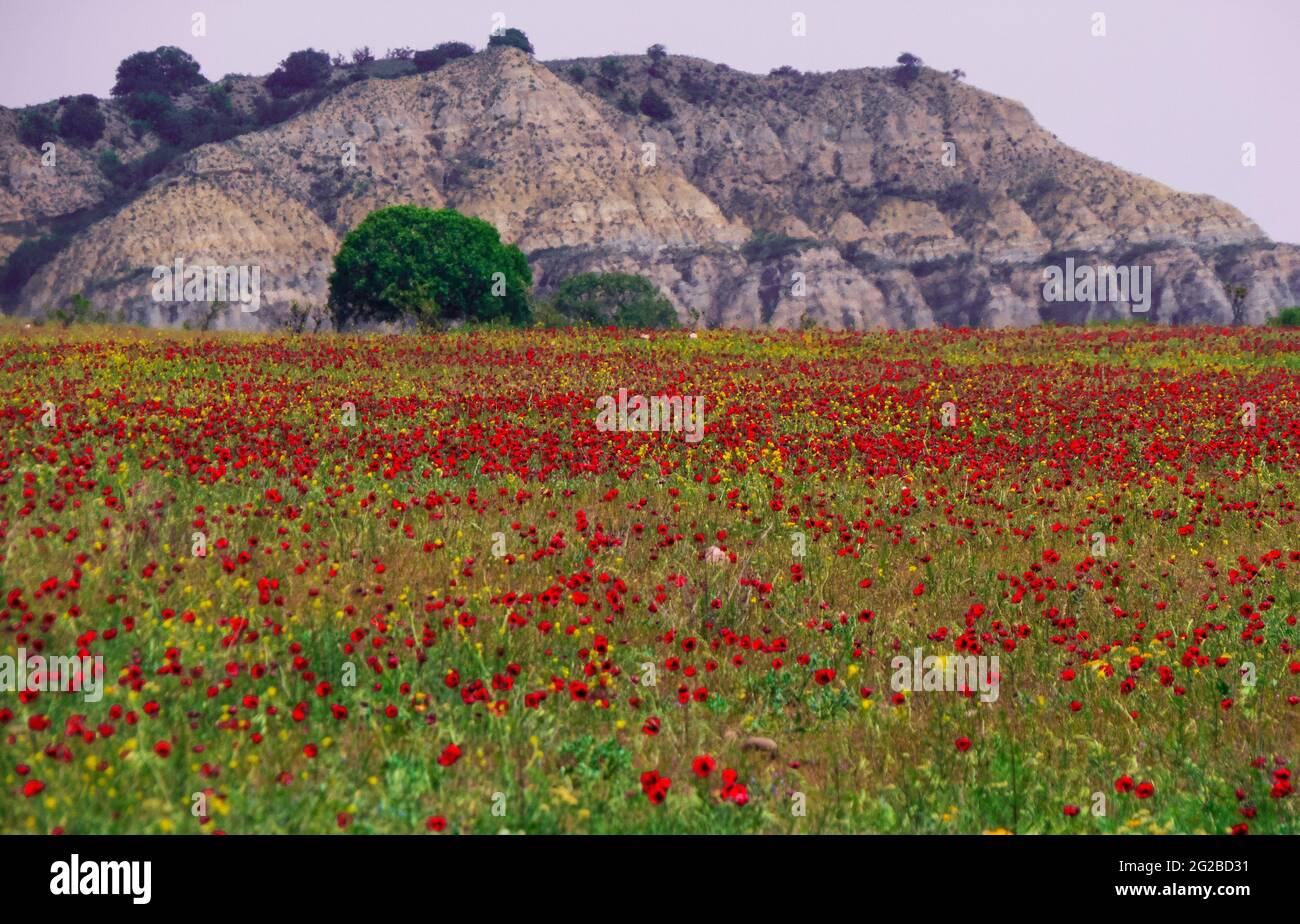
[2,45,1296,329]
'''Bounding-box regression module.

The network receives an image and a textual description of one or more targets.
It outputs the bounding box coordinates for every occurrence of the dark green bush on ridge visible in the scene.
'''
[265,49,332,98]
[597,57,624,90]
[328,205,532,330]
[487,28,533,54]
[119,87,247,148]
[18,108,56,149]
[112,46,206,97]
[57,95,106,147]
[639,89,674,121]
[204,84,234,114]
[97,149,126,185]
[120,90,175,122]
[413,42,475,73]
[894,51,923,87]
[149,105,200,145]
[253,90,328,127]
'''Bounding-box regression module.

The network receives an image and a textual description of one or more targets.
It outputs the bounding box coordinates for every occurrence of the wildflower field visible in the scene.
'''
[1,322,1297,835]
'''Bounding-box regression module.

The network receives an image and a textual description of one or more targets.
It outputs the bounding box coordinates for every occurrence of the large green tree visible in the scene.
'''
[328,205,532,329]
[549,272,679,328]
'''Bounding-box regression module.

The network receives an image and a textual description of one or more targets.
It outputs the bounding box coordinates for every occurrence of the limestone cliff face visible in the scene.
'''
[3,46,1296,329]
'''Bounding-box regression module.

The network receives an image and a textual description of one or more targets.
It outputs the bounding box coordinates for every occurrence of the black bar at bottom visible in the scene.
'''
[0,833,1282,909]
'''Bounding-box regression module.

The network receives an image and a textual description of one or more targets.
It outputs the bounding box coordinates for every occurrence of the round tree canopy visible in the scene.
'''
[328,205,532,329]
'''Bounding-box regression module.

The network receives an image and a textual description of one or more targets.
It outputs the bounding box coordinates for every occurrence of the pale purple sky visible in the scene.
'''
[2,0,1295,243]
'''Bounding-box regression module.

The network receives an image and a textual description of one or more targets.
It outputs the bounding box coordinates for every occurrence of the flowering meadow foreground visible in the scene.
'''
[1,322,1297,835]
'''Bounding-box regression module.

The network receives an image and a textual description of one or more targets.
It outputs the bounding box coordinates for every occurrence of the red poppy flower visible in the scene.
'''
[723,782,749,805]
[640,770,671,805]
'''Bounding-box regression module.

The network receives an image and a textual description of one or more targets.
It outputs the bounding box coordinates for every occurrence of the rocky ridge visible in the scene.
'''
[1,46,1296,329]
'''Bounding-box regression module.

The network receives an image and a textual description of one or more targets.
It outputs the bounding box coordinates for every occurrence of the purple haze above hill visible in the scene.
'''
[1,0,1295,244]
